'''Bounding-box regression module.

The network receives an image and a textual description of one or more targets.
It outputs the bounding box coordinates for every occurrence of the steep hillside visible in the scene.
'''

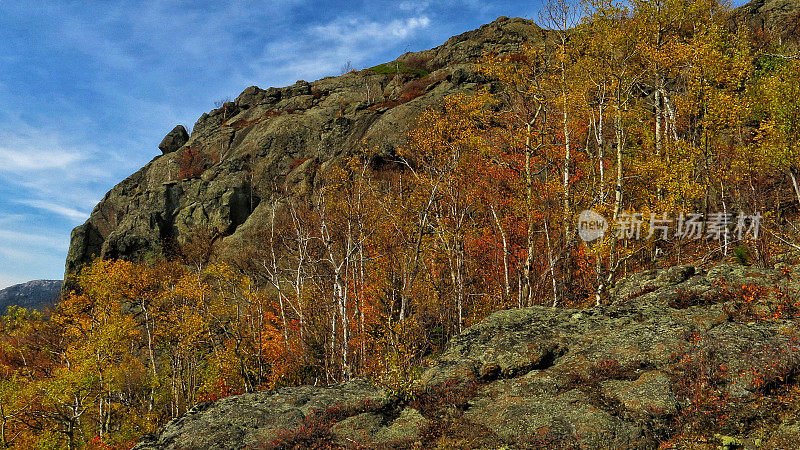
[64,17,547,278]
[0,280,61,313]
[134,261,800,448]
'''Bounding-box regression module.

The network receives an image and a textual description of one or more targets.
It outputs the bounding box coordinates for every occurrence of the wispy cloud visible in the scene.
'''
[247,13,433,87]
[0,229,68,252]
[0,274,27,290]
[0,234,70,288]
[0,147,84,172]
[0,130,87,172]
[0,120,104,226]
[16,200,88,222]
[310,16,432,43]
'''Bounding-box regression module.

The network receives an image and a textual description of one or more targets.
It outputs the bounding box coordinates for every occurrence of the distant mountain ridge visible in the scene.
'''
[0,280,62,313]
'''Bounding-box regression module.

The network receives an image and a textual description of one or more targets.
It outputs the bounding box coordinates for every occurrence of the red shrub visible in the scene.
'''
[179,147,215,179]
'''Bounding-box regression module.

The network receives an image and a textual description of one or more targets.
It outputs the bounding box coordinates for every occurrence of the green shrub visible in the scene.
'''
[368,61,429,78]
[733,246,750,265]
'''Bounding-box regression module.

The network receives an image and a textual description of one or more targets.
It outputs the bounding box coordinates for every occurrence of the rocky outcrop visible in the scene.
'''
[158,125,189,154]
[133,262,800,448]
[0,280,62,313]
[732,0,800,49]
[134,380,390,449]
[65,17,547,279]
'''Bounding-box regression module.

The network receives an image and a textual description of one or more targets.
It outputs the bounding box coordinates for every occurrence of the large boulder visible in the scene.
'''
[158,125,189,154]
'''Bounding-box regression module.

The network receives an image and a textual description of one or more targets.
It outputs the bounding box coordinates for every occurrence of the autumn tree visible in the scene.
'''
[751,57,800,206]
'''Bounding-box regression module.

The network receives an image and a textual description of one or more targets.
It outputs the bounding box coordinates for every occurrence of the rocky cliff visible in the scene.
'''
[134,261,800,448]
[733,0,800,49]
[64,17,547,278]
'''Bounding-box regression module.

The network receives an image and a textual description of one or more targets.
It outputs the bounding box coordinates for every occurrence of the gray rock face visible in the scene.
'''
[0,280,61,313]
[64,16,546,280]
[158,125,189,155]
[134,380,390,449]
[733,0,800,49]
[132,262,800,448]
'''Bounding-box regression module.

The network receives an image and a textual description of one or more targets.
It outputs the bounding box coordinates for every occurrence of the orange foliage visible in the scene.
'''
[178,147,217,179]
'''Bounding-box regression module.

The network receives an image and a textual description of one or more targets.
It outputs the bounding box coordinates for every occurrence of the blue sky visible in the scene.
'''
[0,0,551,288]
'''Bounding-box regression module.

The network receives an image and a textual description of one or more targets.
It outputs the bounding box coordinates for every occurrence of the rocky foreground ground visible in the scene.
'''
[134,261,800,449]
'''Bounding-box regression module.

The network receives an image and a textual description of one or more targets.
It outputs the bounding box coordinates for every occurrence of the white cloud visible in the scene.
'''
[310,15,431,43]
[0,239,67,288]
[0,147,84,172]
[246,13,433,87]
[0,229,68,252]
[16,200,88,222]
[0,213,27,227]
[0,246,45,263]
[0,114,115,207]
[0,126,89,173]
